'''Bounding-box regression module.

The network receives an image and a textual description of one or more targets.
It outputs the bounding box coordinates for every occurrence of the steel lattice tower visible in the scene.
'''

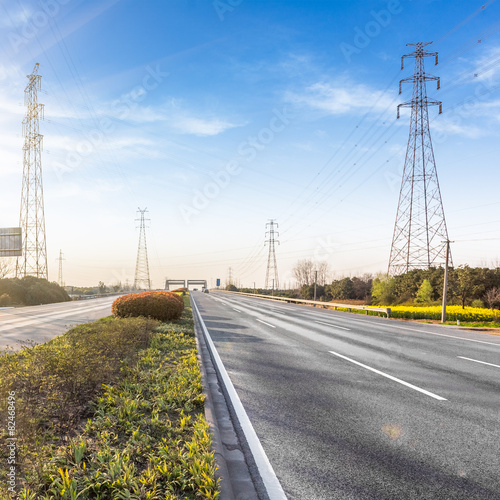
[16,63,48,280]
[388,42,451,275]
[134,208,151,290]
[264,219,279,290]
[57,249,65,287]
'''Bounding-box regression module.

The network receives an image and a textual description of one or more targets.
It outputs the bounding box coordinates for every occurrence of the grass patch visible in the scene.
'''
[0,296,219,499]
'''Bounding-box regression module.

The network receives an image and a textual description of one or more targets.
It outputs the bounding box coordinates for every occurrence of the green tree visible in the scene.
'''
[371,274,396,305]
[451,266,480,309]
[415,279,433,304]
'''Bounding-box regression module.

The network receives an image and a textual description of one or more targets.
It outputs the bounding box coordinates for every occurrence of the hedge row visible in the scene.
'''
[112,291,184,321]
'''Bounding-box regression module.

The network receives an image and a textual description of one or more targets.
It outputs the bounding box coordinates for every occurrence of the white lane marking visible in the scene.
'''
[191,298,287,500]
[232,307,242,313]
[315,320,351,331]
[458,356,500,369]
[328,350,447,401]
[256,319,276,328]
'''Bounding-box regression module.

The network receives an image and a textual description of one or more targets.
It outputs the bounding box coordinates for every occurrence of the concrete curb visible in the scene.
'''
[192,299,236,500]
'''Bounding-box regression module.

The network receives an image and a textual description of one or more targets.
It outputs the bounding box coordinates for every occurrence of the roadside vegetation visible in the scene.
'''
[0,276,70,306]
[0,293,219,499]
[230,263,500,326]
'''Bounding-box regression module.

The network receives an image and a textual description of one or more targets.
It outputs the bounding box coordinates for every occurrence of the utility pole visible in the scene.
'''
[253,282,256,294]
[133,208,151,290]
[264,219,280,290]
[441,240,453,323]
[228,267,233,287]
[16,63,48,280]
[57,249,65,287]
[272,278,274,296]
[388,42,451,275]
[314,270,318,301]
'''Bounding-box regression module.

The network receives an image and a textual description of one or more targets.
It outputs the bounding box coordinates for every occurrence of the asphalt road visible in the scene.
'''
[193,291,500,500]
[0,297,115,351]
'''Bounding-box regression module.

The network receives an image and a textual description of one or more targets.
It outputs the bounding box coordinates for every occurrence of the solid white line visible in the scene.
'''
[191,297,287,500]
[458,356,500,369]
[328,350,447,401]
[256,319,276,328]
[232,307,242,313]
[315,320,351,331]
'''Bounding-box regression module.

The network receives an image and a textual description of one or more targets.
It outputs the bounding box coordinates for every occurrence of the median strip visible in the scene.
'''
[315,320,351,331]
[256,319,276,328]
[328,350,447,401]
[458,356,500,369]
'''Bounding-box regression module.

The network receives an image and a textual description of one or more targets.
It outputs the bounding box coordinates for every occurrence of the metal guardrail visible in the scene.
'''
[218,290,391,318]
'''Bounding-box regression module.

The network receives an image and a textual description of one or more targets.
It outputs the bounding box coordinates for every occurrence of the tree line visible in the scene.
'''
[0,276,70,306]
[232,260,500,309]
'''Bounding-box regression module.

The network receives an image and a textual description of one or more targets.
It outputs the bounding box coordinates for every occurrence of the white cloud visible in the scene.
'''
[285,80,394,115]
[173,116,239,136]
[474,46,500,84]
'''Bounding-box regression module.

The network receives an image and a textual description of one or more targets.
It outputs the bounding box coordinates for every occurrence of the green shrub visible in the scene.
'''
[472,299,484,308]
[112,291,184,321]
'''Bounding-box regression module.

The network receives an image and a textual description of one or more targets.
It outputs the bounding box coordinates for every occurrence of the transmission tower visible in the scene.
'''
[227,267,233,287]
[16,63,48,280]
[264,219,279,290]
[133,208,151,290]
[388,42,451,275]
[57,249,65,287]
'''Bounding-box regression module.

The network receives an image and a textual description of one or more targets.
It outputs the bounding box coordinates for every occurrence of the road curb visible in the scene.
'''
[192,298,236,500]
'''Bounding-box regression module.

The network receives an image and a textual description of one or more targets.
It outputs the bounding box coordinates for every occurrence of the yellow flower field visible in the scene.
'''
[381,305,500,322]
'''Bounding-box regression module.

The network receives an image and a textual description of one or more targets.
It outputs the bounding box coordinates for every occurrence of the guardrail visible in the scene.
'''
[218,290,391,318]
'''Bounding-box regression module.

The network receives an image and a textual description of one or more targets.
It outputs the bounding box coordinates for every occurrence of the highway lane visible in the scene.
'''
[0,297,115,351]
[193,291,500,500]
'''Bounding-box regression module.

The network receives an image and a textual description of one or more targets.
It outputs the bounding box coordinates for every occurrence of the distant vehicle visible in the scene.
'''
[193,288,198,291]
[202,288,209,294]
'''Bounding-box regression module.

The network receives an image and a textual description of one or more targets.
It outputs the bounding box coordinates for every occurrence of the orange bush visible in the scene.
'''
[112,291,184,322]
[171,287,188,295]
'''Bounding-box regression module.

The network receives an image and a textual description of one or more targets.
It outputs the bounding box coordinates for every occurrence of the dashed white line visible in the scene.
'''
[232,307,242,313]
[315,320,351,331]
[256,319,276,328]
[458,356,500,369]
[328,350,447,401]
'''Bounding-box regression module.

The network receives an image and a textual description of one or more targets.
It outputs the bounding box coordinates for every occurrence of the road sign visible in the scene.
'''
[0,228,22,257]
[216,278,221,287]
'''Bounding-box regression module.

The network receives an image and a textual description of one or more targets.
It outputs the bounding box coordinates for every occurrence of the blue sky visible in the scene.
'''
[0,0,499,288]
